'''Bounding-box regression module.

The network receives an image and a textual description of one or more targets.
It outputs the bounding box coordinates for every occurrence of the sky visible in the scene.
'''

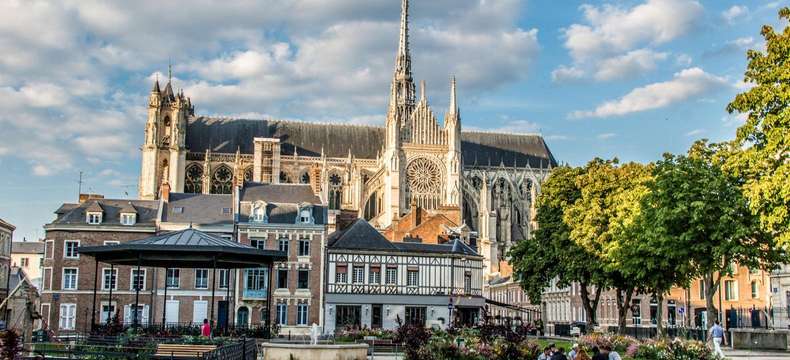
[0,0,784,241]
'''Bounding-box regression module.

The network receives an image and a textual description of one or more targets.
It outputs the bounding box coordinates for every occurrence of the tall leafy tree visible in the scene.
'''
[726,7,790,247]
[510,166,608,325]
[564,159,651,334]
[645,141,782,328]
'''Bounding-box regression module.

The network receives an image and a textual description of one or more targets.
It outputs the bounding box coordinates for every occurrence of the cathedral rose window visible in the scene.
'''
[211,165,233,194]
[185,164,203,194]
[406,158,442,209]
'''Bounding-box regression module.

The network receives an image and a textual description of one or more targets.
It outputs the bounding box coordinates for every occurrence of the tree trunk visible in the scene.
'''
[655,292,665,338]
[704,273,721,330]
[615,287,633,335]
[580,282,603,326]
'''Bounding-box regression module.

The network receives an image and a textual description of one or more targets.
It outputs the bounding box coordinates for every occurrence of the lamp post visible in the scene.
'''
[448,297,454,328]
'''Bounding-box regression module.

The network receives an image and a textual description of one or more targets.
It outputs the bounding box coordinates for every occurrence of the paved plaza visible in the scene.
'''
[724,349,790,360]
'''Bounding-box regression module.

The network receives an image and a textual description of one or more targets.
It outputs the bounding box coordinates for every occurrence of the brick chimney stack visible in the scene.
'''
[160,181,171,202]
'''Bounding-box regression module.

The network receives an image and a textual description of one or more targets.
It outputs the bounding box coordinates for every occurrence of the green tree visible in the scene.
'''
[646,141,782,328]
[564,159,651,334]
[510,166,609,326]
[726,7,790,247]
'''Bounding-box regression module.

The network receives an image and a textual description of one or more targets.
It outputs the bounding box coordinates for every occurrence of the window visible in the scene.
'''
[245,268,268,291]
[100,303,116,323]
[62,268,78,290]
[336,265,347,283]
[87,212,102,224]
[405,306,426,326]
[103,241,120,246]
[699,279,706,300]
[631,299,642,325]
[59,304,76,330]
[277,303,287,325]
[464,271,472,294]
[298,238,310,256]
[102,268,117,290]
[725,280,738,301]
[386,267,397,285]
[299,209,312,224]
[252,203,266,222]
[297,270,309,289]
[369,266,381,284]
[20,258,28,267]
[250,239,265,250]
[211,165,233,194]
[166,269,180,288]
[336,305,361,329]
[297,303,308,325]
[120,213,136,226]
[64,240,79,259]
[131,269,146,291]
[173,207,184,214]
[278,238,289,255]
[353,265,365,284]
[195,269,209,289]
[277,269,288,289]
[185,164,203,194]
[751,281,759,299]
[407,269,419,287]
[218,269,229,289]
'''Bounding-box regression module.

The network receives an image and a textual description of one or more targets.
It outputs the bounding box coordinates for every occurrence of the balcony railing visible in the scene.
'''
[328,283,482,297]
[243,288,268,299]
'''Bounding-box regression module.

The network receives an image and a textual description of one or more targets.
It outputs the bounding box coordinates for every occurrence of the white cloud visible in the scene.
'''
[675,53,692,66]
[685,128,705,137]
[597,133,617,140]
[570,68,728,118]
[551,65,585,82]
[722,5,749,24]
[722,113,748,127]
[594,49,668,81]
[0,0,538,176]
[545,134,571,141]
[553,0,702,82]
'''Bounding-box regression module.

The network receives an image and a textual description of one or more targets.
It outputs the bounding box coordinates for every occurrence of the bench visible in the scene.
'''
[154,344,217,359]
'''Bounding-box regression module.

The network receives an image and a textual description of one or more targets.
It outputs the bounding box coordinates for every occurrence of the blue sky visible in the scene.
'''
[0,0,784,241]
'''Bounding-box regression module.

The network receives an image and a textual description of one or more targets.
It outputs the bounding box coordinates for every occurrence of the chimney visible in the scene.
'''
[410,199,421,226]
[79,193,104,204]
[160,181,171,202]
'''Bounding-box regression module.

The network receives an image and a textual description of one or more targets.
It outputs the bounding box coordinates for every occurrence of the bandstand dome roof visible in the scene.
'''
[78,228,286,268]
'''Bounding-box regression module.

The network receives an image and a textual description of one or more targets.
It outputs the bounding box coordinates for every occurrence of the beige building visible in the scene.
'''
[11,241,44,291]
[0,218,14,309]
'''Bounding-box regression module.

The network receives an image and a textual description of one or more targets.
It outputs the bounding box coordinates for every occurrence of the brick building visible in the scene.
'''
[236,182,327,336]
[41,198,160,334]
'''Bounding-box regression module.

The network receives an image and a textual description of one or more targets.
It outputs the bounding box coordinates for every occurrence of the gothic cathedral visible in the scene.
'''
[138,0,556,277]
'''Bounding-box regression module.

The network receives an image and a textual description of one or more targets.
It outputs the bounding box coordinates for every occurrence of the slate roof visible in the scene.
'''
[11,241,44,254]
[162,193,233,225]
[239,183,325,224]
[49,200,160,226]
[185,117,556,167]
[127,228,248,248]
[328,219,480,256]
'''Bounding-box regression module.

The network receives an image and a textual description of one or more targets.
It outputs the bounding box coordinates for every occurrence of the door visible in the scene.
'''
[193,300,208,324]
[165,300,180,326]
[217,301,229,329]
[371,304,382,329]
[237,307,249,327]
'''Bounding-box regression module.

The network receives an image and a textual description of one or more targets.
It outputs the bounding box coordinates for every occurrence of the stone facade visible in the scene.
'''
[0,218,14,308]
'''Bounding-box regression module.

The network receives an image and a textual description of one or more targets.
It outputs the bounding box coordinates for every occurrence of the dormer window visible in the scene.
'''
[252,201,267,223]
[297,204,313,224]
[120,213,136,226]
[87,212,102,225]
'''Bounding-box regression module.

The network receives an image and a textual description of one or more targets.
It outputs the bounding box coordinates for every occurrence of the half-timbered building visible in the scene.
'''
[324,219,483,333]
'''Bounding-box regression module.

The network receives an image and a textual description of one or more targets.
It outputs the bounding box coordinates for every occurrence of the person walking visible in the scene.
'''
[568,343,579,360]
[710,319,726,358]
[201,318,212,338]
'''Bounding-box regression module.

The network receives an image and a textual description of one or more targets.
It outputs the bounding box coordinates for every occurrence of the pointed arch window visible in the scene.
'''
[211,165,233,194]
[244,167,254,183]
[328,174,343,210]
[279,171,291,184]
[300,172,310,184]
[185,164,203,194]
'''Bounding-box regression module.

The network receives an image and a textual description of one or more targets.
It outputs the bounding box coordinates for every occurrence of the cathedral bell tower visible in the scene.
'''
[139,69,194,200]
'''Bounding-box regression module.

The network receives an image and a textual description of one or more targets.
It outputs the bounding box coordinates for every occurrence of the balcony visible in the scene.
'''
[243,288,268,299]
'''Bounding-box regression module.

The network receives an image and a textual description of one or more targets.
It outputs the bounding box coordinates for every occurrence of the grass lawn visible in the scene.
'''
[533,338,574,352]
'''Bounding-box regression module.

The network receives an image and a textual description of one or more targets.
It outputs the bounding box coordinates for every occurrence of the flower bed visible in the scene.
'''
[576,333,719,360]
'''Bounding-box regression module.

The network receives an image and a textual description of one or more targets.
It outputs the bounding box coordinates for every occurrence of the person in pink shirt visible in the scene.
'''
[201,318,211,337]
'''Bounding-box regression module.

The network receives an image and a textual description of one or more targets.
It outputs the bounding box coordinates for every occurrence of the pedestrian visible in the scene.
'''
[551,347,569,360]
[538,346,552,360]
[709,319,726,358]
[568,343,579,360]
[201,318,211,337]
[576,349,591,360]
[591,345,608,360]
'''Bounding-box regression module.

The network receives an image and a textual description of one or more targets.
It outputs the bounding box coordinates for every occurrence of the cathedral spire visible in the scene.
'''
[449,76,458,114]
[395,0,411,78]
